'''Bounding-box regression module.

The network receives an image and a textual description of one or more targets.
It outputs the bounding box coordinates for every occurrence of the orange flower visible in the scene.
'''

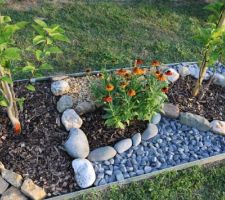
[151,60,161,67]
[155,70,161,77]
[127,89,136,97]
[136,59,144,65]
[165,70,173,76]
[161,87,169,94]
[120,81,129,89]
[157,74,166,81]
[106,84,114,92]
[132,67,145,75]
[103,95,113,103]
[116,68,128,76]
[14,123,21,135]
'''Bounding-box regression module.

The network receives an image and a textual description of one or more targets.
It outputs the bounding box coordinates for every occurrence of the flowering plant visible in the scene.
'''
[91,60,171,129]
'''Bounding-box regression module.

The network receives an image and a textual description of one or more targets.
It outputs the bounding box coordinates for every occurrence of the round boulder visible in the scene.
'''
[142,123,158,140]
[151,113,161,124]
[64,128,89,158]
[61,109,83,131]
[72,159,96,188]
[51,80,70,96]
[88,146,116,162]
[132,133,141,147]
[114,138,132,154]
[57,95,73,113]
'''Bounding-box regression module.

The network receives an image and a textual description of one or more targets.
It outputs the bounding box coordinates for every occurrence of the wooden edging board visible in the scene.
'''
[47,152,225,200]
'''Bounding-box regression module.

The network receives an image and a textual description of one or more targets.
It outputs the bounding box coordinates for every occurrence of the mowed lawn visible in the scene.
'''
[79,163,225,200]
[2,0,208,76]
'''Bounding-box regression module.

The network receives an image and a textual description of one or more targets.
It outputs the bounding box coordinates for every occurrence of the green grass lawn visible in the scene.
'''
[79,163,225,200]
[1,0,208,76]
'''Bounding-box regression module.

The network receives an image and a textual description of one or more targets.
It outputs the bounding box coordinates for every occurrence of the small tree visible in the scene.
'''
[192,0,225,97]
[0,13,69,134]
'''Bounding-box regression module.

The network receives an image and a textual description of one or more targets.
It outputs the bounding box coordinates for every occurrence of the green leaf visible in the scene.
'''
[32,24,45,35]
[49,33,70,43]
[33,35,45,45]
[26,84,35,92]
[0,99,8,107]
[22,64,35,73]
[3,47,21,60]
[39,63,53,71]
[0,76,13,84]
[0,16,11,24]
[45,46,63,54]
[34,18,47,28]
[35,50,43,61]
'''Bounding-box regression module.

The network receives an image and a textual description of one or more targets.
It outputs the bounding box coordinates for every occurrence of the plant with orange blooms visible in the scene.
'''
[91,62,169,129]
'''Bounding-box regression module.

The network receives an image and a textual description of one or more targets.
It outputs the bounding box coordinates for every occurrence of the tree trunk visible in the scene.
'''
[192,4,225,97]
[192,58,208,97]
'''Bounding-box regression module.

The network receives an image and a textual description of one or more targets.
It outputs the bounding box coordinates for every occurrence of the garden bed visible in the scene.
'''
[1,62,225,199]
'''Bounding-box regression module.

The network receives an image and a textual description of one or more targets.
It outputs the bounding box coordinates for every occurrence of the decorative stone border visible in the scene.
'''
[1,62,225,199]
[0,162,46,200]
[49,61,225,191]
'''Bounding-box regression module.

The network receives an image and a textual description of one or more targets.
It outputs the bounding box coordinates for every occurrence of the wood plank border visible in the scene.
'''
[47,152,225,200]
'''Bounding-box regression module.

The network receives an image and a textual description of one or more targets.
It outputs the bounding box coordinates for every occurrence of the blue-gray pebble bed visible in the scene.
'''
[92,117,225,186]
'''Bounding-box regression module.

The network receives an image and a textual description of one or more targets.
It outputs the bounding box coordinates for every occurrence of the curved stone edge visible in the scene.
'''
[46,152,225,200]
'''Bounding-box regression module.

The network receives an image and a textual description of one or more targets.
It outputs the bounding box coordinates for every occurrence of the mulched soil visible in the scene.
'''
[0,81,147,197]
[168,76,225,121]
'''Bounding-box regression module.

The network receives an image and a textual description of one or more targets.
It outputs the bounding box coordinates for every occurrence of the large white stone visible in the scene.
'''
[210,120,225,135]
[0,176,9,194]
[61,109,83,131]
[88,146,116,162]
[72,159,96,188]
[165,68,180,83]
[213,73,225,87]
[64,128,90,158]
[51,80,70,96]
[151,113,161,124]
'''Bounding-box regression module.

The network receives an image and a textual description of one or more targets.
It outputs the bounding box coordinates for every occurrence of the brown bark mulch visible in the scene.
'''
[0,75,225,197]
[168,76,225,121]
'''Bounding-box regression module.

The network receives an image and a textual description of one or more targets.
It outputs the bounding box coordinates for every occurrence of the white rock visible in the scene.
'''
[151,113,161,124]
[64,128,90,158]
[57,95,73,113]
[189,64,211,80]
[72,159,96,188]
[21,178,46,200]
[114,139,132,153]
[61,109,83,131]
[51,80,70,96]
[210,120,225,135]
[213,73,225,87]
[142,123,158,140]
[132,133,142,147]
[178,66,191,77]
[0,162,5,172]
[165,68,180,83]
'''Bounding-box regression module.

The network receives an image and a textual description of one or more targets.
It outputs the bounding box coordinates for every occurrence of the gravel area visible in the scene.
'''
[92,117,225,186]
